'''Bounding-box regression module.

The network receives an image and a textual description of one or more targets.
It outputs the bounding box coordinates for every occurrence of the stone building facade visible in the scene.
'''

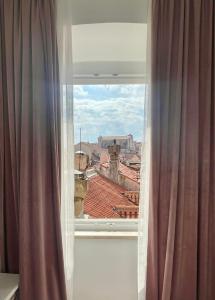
[98,134,135,152]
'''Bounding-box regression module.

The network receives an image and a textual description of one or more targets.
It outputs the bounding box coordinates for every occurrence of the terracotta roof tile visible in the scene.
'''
[99,161,139,183]
[114,205,139,218]
[84,174,137,218]
[118,163,139,182]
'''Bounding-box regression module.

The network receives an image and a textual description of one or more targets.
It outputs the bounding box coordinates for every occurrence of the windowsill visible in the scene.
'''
[75,231,138,239]
[74,218,138,233]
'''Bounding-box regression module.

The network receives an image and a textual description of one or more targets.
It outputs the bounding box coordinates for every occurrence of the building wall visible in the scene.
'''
[75,143,102,161]
[100,138,128,149]
[98,135,135,151]
[118,174,140,191]
[99,166,139,191]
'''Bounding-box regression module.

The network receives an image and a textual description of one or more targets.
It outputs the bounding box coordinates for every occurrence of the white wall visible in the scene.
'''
[74,235,138,300]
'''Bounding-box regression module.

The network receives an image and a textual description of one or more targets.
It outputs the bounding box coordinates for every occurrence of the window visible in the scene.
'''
[74,84,146,220]
[72,21,147,223]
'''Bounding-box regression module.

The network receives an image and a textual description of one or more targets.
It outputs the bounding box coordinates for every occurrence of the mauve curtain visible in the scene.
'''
[0,1,67,299]
[146,1,215,300]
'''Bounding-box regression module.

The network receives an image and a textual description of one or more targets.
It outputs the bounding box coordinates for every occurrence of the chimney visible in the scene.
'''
[74,151,89,218]
[75,150,89,172]
[74,170,88,218]
[108,140,121,183]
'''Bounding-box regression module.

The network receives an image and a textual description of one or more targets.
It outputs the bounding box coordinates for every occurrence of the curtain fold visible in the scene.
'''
[138,0,151,298]
[57,0,74,298]
[0,1,67,299]
[146,1,215,299]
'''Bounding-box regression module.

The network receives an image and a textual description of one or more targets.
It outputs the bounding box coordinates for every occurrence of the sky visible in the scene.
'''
[73,84,146,144]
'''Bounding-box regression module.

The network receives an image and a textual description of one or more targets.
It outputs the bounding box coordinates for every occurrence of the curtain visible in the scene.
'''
[0,1,67,299]
[145,1,215,300]
[138,0,151,298]
[57,1,74,299]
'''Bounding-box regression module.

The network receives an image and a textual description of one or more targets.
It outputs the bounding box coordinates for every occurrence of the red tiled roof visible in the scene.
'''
[99,161,139,183]
[114,205,139,218]
[84,174,137,218]
[123,191,140,205]
[120,153,141,162]
[118,163,139,182]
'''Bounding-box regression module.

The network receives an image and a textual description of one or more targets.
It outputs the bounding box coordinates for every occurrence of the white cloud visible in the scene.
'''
[73,85,89,97]
[73,84,146,142]
[74,96,145,143]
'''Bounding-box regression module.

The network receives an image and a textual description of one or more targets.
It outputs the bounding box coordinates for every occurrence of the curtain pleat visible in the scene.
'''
[57,0,75,295]
[0,1,67,299]
[146,1,215,299]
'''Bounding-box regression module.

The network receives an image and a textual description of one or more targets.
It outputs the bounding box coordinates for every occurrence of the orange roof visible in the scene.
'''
[114,205,139,218]
[99,161,139,183]
[118,163,139,182]
[84,174,137,218]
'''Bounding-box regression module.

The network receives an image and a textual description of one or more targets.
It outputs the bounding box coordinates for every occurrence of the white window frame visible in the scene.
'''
[74,79,145,232]
[73,75,146,86]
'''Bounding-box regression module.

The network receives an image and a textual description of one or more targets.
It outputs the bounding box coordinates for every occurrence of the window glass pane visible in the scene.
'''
[74,84,145,219]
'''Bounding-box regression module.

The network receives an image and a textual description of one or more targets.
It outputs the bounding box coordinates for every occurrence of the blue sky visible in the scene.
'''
[73,84,146,143]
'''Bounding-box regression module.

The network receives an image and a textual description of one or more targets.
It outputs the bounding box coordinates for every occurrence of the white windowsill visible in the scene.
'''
[74,219,138,236]
[75,231,138,239]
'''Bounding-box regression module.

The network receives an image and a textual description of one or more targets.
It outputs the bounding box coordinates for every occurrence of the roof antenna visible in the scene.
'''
[79,128,82,171]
